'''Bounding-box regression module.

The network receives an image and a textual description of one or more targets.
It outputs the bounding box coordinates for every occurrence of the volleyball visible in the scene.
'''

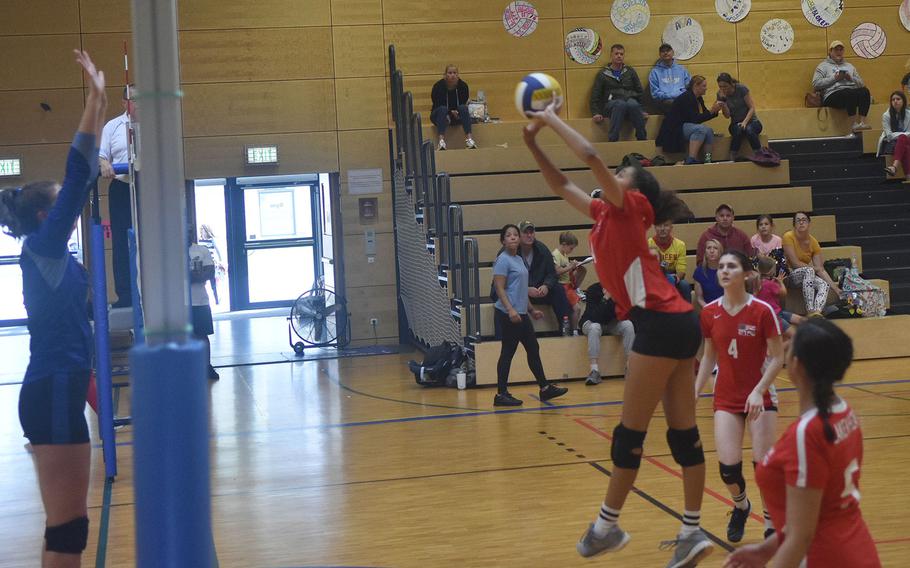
[515,73,563,116]
[850,22,887,59]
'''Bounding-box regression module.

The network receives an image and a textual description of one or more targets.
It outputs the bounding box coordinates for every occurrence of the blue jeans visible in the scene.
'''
[605,99,647,142]
[430,105,471,135]
[729,119,763,153]
[666,275,693,303]
[682,122,713,145]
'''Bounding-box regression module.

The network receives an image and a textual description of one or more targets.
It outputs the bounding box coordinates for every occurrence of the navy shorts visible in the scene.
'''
[19,371,91,445]
[628,307,701,360]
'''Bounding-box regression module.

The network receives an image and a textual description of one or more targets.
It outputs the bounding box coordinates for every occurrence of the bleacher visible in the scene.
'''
[388,46,910,388]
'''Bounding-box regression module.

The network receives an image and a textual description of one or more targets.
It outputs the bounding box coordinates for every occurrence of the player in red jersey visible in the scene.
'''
[524,101,714,568]
[724,319,881,568]
[696,251,784,543]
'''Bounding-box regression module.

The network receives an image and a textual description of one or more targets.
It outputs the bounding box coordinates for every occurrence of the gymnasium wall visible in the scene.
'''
[1,0,907,344]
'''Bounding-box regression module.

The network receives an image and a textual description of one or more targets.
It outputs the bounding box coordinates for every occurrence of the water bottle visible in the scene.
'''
[561,316,571,337]
[851,254,858,271]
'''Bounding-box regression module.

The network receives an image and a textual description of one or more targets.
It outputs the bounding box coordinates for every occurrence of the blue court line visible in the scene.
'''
[95,477,113,568]
[93,377,910,450]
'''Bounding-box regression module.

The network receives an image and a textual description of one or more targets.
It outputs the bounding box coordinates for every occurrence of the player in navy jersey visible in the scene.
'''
[0,51,107,566]
[696,250,784,543]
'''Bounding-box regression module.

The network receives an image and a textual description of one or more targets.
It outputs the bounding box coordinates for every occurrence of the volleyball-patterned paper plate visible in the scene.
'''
[900,0,910,32]
[850,22,887,59]
[565,27,603,65]
[662,17,704,60]
[503,1,539,38]
[801,0,843,28]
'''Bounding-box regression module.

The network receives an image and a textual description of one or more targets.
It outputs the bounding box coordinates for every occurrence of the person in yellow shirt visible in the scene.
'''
[781,211,840,316]
[552,231,586,333]
[648,220,692,302]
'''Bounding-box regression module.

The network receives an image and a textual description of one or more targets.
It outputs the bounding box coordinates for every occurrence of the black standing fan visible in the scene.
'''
[288,286,347,354]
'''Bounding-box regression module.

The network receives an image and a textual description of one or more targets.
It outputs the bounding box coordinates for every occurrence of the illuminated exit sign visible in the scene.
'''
[245,145,278,165]
[0,158,21,177]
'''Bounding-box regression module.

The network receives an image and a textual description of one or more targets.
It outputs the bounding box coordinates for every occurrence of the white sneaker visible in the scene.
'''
[852,122,871,131]
[437,139,447,151]
[465,138,477,149]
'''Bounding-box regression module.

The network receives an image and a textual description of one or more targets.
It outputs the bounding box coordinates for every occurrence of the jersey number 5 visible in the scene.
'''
[840,458,861,504]
[727,339,738,359]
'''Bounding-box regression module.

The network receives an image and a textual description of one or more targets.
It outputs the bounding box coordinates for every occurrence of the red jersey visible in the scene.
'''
[700,296,780,413]
[588,192,692,320]
[756,401,880,567]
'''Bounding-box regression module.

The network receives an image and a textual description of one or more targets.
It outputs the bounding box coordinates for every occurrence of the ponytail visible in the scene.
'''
[0,181,58,238]
[812,374,837,442]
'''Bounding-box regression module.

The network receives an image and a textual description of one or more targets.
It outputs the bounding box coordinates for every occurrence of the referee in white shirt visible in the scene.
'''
[99,87,137,308]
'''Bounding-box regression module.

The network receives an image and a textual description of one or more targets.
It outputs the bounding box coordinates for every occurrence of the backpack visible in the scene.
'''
[747,147,781,167]
[621,152,652,168]
[409,341,464,387]
[839,266,887,318]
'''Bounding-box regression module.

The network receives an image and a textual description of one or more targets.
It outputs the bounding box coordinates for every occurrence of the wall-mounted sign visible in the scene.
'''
[761,19,795,54]
[348,168,383,195]
[0,158,22,177]
[245,145,278,165]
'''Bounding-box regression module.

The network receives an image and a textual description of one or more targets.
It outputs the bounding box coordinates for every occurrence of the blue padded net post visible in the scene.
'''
[90,222,117,479]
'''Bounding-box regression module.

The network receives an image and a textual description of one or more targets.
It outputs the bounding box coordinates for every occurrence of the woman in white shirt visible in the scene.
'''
[880,91,910,179]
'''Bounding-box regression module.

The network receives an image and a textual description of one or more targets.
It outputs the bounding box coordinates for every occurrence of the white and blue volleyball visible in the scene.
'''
[515,73,563,116]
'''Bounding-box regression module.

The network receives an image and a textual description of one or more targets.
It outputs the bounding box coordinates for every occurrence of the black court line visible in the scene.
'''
[587,462,735,553]
[848,384,910,402]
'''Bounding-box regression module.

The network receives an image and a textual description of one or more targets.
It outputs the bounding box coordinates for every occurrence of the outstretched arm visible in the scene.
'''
[523,122,593,217]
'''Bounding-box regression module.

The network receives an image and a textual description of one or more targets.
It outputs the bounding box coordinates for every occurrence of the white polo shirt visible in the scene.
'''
[99,112,131,182]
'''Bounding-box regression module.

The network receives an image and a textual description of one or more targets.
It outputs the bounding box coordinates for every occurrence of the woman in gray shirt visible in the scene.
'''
[717,73,762,160]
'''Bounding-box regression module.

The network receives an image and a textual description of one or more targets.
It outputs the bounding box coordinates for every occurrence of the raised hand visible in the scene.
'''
[74,50,106,99]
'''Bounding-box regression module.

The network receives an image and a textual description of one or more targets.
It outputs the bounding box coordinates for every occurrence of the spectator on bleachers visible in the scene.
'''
[694,239,724,307]
[880,91,910,179]
[656,75,723,164]
[812,41,871,132]
[590,44,648,142]
[648,43,690,114]
[492,224,568,406]
[782,212,840,317]
[517,220,574,330]
[751,214,782,257]
[756,256,804,338]
[648,220,692,302]
[430,64,477,151]
[695,204,753,265]
[716,73,762,161]
[579,282,635,385]
[552,231,586,332]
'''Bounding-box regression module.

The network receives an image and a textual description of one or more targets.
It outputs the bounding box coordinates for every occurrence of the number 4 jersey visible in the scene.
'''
[700,295,781,414]
[756,400,881,567]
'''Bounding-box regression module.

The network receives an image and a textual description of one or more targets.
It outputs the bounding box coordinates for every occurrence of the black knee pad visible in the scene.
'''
[610,423,647,469]
[45,516,89,554]
[666,426,705,467]
[719,462,746,494]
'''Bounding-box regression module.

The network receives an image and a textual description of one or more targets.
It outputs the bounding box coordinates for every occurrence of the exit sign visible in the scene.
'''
[245,145,278,165]
[0,158,21,177]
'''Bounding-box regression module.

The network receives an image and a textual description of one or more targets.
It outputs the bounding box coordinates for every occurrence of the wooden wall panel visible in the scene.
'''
[180,28,334,83]
[178,0,331,30]
[1,0,79,36]
[331,0,383,25]
[0,36,82,90]
[343,232,395,287]
[647,0,718,13]
[182,80,337,137]
[740,59,820,110]
[183,132,339,179]
[0,90,84,146]
[79,0,130,33]
[337,129,391,180]
[828,7,910,56]
[851,55,910,110]
[384,21,565,75]
[0,144,72,184]
[333,25,386,78]
[382,0,563,24]
[736,12,828,62]
[335,78,389,130]
[340,182,393,235]
[345,284,399,341]
[81,33,132,87]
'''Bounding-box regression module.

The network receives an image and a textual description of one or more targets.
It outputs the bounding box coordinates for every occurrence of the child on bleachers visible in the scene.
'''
[751,215,782,257]
[755,256,804,338]
[552,231,585,332]
[648,220,691,302]
[579,282,635,385]
[694,239,724,307]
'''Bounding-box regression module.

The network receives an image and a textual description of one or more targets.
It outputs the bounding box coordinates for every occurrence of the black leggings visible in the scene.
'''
[495,309,548,394]
[823,87,871,118]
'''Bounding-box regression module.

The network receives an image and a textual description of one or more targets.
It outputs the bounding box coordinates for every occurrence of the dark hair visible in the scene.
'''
[756,214,774,228]
[0,181,59,238]
[559,231,578,246]
[719,251,753,292]
[791,319,854,442]
[610,44,624,53]
[902,71,910,87]
[793,211,811,225]
[659,43,673,53]
[716,72,738,85]
[889,90,908,132]
[499,223,519,243]
[687,75,706,91]
[622,166,692,225]
[715,203,734,215]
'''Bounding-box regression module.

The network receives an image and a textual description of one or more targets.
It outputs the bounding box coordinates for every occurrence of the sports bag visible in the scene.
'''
[747,147,781,167]
[839,266,887,318]
[409,341,464,386]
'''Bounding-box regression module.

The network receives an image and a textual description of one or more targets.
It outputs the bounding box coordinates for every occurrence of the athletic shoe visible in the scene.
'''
[585,370,602,385]
[576,523,631,557]
[493,392,523,406]
[763,527,776,540]
[437,139,447,151]
[539,383,568,401]
[465,138,477,149]
[727,500,751,543]
[852,121,871,131]
[661,530,714,568]
[684,157,701,165]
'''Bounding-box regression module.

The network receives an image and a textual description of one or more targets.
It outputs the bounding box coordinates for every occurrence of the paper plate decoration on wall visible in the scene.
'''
[662,17,704,61]
[901,0,910,32]
[801,0,843,28]
[716,0,751,23]
[503,1,539,38]
[611,0,650,35]
[851,22,887,59]
[760,18,795,54]
[565,28,603,65]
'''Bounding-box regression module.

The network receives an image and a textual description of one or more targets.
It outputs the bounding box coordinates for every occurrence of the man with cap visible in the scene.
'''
[517,220,573,332]
[813,40,872,132]
[695,204,754,266]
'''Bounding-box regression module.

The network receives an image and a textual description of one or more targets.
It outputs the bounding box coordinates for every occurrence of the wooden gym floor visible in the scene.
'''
[1,350,909,567]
